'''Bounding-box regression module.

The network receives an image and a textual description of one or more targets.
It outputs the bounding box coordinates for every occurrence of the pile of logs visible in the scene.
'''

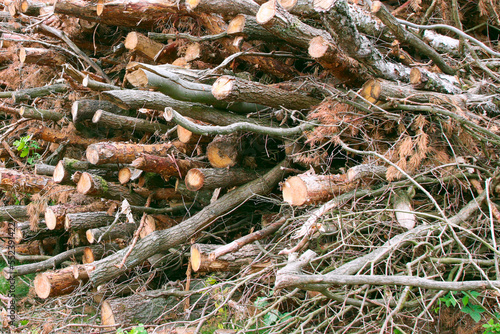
[1,0,500,332]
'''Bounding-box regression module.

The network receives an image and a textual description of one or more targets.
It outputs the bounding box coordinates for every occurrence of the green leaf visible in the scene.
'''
[463,295,469,307]
[462,305,485,323]
[20,149,29,158]
[264,311,278,326]
[20,320,29,326]
[470,291,481,298]
[254,297,269,309]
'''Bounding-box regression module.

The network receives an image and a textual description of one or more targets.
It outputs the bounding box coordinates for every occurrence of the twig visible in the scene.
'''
[164,107,316,138]
[148,31,228,42]
[115,213,147,269]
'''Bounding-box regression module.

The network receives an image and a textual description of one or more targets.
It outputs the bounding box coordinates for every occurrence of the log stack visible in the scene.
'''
[0,0,499,332]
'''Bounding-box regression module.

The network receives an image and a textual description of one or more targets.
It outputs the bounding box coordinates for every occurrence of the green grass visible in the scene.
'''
[0,259,34,297]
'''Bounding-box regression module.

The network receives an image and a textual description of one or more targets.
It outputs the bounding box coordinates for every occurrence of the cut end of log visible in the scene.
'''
[184,43,201,62]
[53,160,66,184]
[118,167,132,184]
[282,176,307,206]
[278,0,298,10]
[410,68,423,85]
[124,32,140,50]
[227,15,246,35]
[177,125,195,144]
[76,172,93,195]
[190,244,202,272]
[139,215,156,239]
[101,300,116,327]
[18,47,26,64]
[92,109,104,124]
[185,0,200,10]
[45,207,58,230]
[34,273,51,299]
[83,247,96,263]
[86,229,96,244]
[308,36,329,59]
[212,76,234,101]
[360,79,381,104]
[86,146,100,165]
[71,101,79,123]
[256,1,276,25]
[163,107,174,122]
[185,168,205,191]
[126,69,149,88]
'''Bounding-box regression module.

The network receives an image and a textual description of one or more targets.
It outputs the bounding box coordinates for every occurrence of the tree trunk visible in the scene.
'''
[282,173,357,206]
[190,243,270,272]
[45,200,116,230]
[124,32,164,61]
[71,99,129,123]
[131,154,206,179]
[185,167,263,191]
[18,47,66,66]
[86,141,193,165]
[76,172,147,205]
[86,223,137,244]
[34,266,81,299]
[92,109,171,134]
[64,211,119,231]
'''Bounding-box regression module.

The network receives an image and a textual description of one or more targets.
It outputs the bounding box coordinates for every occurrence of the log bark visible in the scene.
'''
[19,106,63,122]
[138,214,179,239]
[12,221,58,244]
[34,163,55,176]
[227,14,277,42]
[190,243,269,272]
[131,154,206,179]
[34,266,81,299]
[82,243,121,263]
[18,47,66,66]
[54,0,186,28]
[101,90,270,127]
[185,168,263,191]
[0,167,55,193]
[64,211,120,231]
[126,62,265,114]
[86,141,192,165]
[87,160,289,286]
[282,173,357,206]
[0,205,28,221]
[45,200,116,230]
[186,0,260,18]
[86,223,137,244]
[92,109,171,134]
[10,83,68,103]
[206,135,240,169]
[53,158,119,184]
[77,172,147,205]
[124,32,164,61]
[71,99,129,123]
[211,75,320,110]
[29,125,99,146]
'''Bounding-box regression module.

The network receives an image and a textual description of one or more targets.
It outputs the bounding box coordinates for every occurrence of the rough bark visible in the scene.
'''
[212,75,321,110]
[45,200,116,230]
[34,266,81,299]
[131,154,206,179]
[92,109,171,134]
[190,243,269,272]
[29,125,99,146]
[64,211,121,231]
[71,99,129,124]
[0,205,28,221]
[86,222,137,244]
[124,32,164,61]
[77,172,147,205]
[185,167,263,191]
[18,47,66,66]
[86,141,192,165]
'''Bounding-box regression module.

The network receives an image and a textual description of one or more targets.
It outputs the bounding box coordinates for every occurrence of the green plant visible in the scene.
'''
[13,135,41,165]
[254,297,292,328]
[483,317,500,334]
[116,324,147,334]
[438,291,486,323]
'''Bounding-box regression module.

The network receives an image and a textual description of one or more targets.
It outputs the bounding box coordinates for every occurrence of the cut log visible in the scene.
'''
[346,164,388,183]
[77,172,147,205]
[185,168,262,191]
[54,0,186,28]
[282,173,357,206]
[34,266,81,299]
[82,243,121,263]
[227,14,277,42]
[131,154,206,179]
[53,159,120,184]
[64,211,120,231]
[124,32,164,61]
[101,90,270,128]
[19,1,53,16]
[18,47,66,66]
[177,121,212,145]
[175,179,212,206]
[72,99,129,123]
[13,221,58,244]
[133,187,183,202]
[139,214,178,239]
[86,141,193,165]
[86,223,137,244]
[34,163,55,177]
[29,126,99,146]
[117,167,142,185]
[92,109,171,134]
[0,205,28,221]
[45,200,116,230]
[206,135,240,168]
[186,0,260,18]
[212,75,320,110]
[87,160,289,286]
[191,243,270,272]
[12,83,69,103]
[0,168,55,193]
[19,105,64,122]
[126,63,265,114]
